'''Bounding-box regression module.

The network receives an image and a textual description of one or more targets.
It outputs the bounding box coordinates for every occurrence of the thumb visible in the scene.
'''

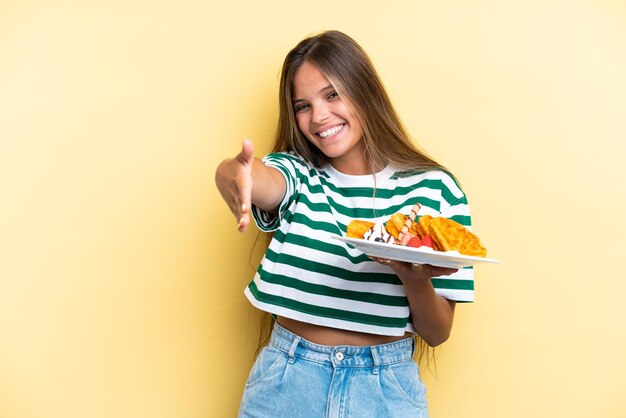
[237,138,254,166]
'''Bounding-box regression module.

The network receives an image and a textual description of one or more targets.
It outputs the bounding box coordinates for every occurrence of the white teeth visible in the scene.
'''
[319,124,344,138]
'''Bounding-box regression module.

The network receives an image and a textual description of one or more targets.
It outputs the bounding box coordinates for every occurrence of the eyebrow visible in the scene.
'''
[292,84,334,103]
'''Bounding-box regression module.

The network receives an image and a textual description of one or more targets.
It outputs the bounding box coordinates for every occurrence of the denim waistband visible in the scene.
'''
[269,322,415,369]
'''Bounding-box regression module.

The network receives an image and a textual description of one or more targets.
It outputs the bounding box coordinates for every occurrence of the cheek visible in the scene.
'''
[347,114,363,137]
[352,122,363,138]
[339,105,362,134]
[295,115,312,138]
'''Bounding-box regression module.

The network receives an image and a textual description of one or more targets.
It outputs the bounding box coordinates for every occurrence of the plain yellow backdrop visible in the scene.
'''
[1,0,625,417]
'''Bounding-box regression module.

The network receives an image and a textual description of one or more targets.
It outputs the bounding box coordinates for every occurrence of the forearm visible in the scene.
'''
[249,158,285,212]
[401,276,455,347]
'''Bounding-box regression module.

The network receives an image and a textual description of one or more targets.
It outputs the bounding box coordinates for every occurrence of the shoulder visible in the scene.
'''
[263,152,312,170]
[262,152,328,183]
[388,168,464,199]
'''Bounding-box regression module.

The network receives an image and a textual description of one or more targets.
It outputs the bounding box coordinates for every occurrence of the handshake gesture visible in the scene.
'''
[215,139,285,232]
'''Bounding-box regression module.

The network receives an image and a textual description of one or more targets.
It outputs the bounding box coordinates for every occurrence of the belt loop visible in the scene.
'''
[288,336,301,364]
[370,346,380,375]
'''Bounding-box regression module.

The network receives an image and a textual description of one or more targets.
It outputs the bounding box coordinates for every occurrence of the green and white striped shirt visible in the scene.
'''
[247,152,475,336]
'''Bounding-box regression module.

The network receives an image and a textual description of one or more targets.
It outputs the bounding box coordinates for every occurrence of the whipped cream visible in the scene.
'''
[363,222,395,244]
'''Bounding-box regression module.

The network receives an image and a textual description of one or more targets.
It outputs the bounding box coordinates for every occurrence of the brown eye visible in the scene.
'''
[294,103,309,113]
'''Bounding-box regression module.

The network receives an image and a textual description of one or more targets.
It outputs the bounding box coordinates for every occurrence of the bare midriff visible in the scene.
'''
[276,316,413,346]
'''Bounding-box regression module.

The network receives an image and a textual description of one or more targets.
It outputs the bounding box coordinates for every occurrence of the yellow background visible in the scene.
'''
[1,0,625,417]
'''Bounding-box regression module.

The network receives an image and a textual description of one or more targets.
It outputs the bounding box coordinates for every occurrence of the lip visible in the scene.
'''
[315,123,345,138]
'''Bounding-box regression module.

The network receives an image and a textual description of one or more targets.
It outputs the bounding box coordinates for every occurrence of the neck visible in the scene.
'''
[330,159,372,175]
[330,152,382,175]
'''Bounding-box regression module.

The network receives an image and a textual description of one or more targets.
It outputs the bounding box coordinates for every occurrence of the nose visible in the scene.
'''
[311,103,330,124]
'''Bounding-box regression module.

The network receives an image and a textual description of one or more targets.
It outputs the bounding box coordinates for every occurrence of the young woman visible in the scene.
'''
[216,30,475,418]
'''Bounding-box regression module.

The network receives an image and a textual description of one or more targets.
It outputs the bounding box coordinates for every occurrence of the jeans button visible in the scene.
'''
[335,351,344,361]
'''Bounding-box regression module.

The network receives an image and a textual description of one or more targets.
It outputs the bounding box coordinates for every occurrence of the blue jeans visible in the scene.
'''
[238,323,429,418]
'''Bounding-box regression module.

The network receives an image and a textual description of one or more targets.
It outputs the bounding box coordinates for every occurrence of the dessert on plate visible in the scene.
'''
[346,203,487,257]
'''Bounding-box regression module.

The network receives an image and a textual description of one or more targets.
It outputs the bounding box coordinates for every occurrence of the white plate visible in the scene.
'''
[332,236,500,269]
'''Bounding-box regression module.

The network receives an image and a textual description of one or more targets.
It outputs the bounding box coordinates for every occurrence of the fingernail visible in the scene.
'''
[241,203,247,212]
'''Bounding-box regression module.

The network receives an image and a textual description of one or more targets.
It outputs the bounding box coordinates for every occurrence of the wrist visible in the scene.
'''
[398,270,433,290]
[399,261,432,278]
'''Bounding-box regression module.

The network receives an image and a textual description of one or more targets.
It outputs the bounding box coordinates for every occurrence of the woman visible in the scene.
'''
[216,30,475,417]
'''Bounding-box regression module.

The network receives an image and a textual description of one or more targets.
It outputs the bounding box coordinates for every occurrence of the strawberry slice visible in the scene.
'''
[407,235,422,248]
[421,235,434,248]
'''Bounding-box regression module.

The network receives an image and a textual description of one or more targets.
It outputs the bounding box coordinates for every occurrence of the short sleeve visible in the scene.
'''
[251,153,303,232]
[431,172,476,302]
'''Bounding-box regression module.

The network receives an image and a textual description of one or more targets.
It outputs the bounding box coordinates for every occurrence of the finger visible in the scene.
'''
[238,177,252,228]
[235,140,253,229]
[437,268,458,276]
[369,256,392,264]
[433,266,458,276]
[237,211,250,233]
[237,138,254,166]
[237,202,250,224]
[233,197,251,232]
[423,264,458,276]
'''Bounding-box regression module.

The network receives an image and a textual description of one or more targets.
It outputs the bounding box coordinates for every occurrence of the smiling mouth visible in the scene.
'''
[317,124,345,138]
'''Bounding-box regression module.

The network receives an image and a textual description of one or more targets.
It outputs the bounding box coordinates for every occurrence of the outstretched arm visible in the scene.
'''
[215,139,286,232]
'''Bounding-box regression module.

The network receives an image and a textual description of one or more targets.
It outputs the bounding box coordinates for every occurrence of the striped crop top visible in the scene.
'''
[246,152,475,337]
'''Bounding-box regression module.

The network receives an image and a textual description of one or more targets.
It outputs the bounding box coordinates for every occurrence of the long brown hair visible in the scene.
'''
[258,30,447,367]
[273,30,446,174]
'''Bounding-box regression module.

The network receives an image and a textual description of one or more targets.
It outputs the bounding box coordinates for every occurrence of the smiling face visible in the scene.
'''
[292,61,367,174]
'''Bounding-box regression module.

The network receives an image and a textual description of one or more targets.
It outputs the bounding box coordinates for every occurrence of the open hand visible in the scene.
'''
[215,139,255,232]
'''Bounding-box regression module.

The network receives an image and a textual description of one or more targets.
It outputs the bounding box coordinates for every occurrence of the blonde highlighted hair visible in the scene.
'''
[273,30,446,174]
[257,31,451,366]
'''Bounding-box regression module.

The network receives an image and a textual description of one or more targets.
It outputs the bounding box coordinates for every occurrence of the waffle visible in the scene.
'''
[384,213,406,239]
[346,219,375,238]
[418,215,487,257]
[413,215,443,251]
